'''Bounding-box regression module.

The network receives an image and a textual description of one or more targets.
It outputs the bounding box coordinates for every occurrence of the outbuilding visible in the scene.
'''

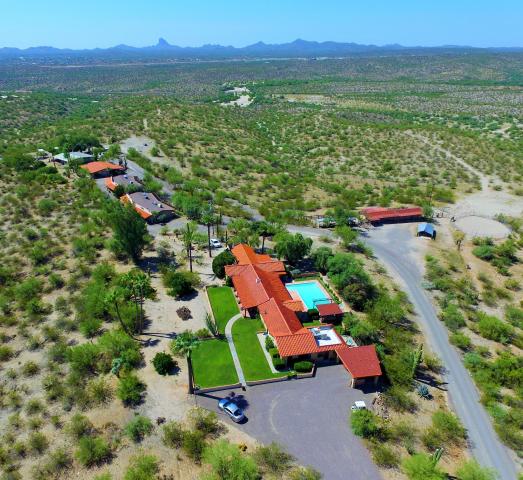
[417,222,436,239]
[81,161,126,178]
[53,151,93,164]
[316,302,344,324]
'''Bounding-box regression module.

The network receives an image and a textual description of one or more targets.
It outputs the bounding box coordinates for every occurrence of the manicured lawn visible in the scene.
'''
[191,339,238,388]
[207,286,240,334]
[232,318,287,381]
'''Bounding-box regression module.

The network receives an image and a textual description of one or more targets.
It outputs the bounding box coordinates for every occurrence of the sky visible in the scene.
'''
[1,0,522,49]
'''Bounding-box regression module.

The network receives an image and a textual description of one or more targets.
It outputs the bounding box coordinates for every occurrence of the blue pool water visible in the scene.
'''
[286,281,331,310]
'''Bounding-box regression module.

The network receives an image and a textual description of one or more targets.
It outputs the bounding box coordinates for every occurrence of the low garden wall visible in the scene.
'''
[194,382,242,395]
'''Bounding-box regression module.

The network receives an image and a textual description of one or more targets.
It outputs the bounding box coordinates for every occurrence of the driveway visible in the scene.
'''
[362,223,518,480]
[197,365,382,480]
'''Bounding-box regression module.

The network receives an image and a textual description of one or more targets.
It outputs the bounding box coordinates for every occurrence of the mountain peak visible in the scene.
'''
[156,37,170,48]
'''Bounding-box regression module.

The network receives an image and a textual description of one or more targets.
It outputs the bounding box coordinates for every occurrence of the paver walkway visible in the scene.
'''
[224,313,247,387]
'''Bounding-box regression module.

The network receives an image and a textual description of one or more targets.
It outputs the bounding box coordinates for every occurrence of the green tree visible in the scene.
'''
[108,203,149,262]
[274,232,312,264]
[183,221,198,272]
[212,250,236,278]
[253,221,279,253]
[118,269,155,334]
[201,205,217,258]
[171,331,201,394]
[311,247,333,274]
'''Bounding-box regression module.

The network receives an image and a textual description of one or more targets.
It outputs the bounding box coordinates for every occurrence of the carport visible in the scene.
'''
[336,345,382,387]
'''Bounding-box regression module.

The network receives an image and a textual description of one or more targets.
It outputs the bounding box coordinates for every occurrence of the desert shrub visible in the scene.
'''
[440,303,465,331]
[117,373,145,406]
[293,361,313,373]
[66,413,93,439]
[382,385,416,412]
[252,442,293,474]
[188,408,221,438]
[33,447,72,479]
[350,409,379,438]
[456,460,496,480]
[0,345,13,362]
[182,430,205,463]
[505,305,523,328]
[476,312,514,344]
[204,440,259,480]
[162,421,185,449]
[124,416,153,442]
[424,410,466,449]
[211,250,236,278]
[450,331,472,350]
[28,432,49,455]
[75,436,111,466]
[370,442,398,468]
[162,269,198,298]
[21,361,40,377]
[287,466,322,480]
[402,453,446,480]
[86,376,113,405]
[152,352,176,375]
[124,453,159,480]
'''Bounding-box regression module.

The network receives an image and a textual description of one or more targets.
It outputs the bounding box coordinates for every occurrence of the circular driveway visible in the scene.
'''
[197,364,382,480]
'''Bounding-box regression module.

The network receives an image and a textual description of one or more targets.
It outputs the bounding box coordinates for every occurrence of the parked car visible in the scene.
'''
[218,399,245,423]
[210,238,222,248]
[316,216,336,228]
[351,400,367,411]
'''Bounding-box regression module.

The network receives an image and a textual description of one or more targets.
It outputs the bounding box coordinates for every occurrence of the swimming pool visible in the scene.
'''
[286,281,331,310]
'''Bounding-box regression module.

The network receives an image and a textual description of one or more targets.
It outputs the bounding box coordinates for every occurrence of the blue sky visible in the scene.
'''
[1,0,521,49]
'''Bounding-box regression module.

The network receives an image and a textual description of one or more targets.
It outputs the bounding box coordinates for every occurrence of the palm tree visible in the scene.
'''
[171,331,201,394]
[182,221,197,272]
[255,221,278,253]
[201,206,216,259]
[119,269,155,335]
[105,288,137,340]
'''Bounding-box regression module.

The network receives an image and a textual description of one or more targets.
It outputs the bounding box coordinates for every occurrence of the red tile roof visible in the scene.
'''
[336,345,382,379]
[361,206,423,222]
[259,298,305,336]
[231,244,282,268]
[317,302,344,317]
[81,161,125,175]
[226,244,381,379]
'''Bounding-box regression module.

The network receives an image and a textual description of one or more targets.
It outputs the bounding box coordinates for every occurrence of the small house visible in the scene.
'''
[81,161,125,178]
[53,151,94,164]
[121,192,176,224]
[105,174,143,194]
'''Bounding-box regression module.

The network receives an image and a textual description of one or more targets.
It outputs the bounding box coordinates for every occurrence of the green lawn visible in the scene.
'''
[232,318,287,381]
[191,339,239,388]
[207,286,240,334]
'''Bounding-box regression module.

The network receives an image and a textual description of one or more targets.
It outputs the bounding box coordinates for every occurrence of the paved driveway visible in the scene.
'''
[363,223,518,480]
[197,365,382,480]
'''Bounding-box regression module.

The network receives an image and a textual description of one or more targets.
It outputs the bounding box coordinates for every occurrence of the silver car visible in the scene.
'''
[218,399,245,423]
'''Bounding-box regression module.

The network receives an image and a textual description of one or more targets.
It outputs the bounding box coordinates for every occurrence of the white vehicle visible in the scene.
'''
[351,401,367,411]
[210,238,222,248]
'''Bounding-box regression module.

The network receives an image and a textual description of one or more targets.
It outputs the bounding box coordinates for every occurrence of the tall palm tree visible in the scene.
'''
[171,331,201,394]
[182,222,197,272]
[105,288,137,340]
[201,206,216,259]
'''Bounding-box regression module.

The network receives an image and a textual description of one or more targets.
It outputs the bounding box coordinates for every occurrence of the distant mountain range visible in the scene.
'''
[1,38,522,60]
